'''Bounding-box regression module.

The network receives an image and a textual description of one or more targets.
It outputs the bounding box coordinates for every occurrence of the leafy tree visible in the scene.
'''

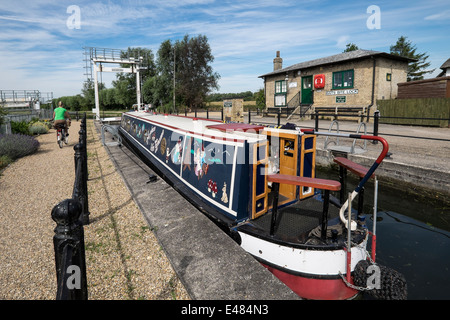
[66,94,83,111]
[255,89,265,110]
[343,43,359,52]
[207,91,256,102]
[175,35,220,110]
[151,35,219,112]
[0,105,7,125]
[113,47,156,108]
[153,40,176,109]
[81,79,105,110]
[142,76,156,106]
[390,36,435,81]
[59,37,220,112]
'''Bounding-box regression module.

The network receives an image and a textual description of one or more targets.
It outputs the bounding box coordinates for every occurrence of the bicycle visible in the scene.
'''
[54,123,69,148]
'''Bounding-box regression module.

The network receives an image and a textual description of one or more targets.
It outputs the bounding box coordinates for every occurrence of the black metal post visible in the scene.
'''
[358,178,365,216]
[52,199,88,300]
[221,109,224,122]
[185,108,187,116]
[248,110,251,124]
[195,109,197,118]
[339,166,347,205]
[277,108,281,127]
[270,182,280,236]
[206,108,209,119]
[373,110,379,144]
[76,113,89,225]
[315,111,319,131]
[73,143,89,225]
[321,190,330,240]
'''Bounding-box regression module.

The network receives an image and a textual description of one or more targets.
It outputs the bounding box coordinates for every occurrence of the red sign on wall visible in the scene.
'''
[314,74,325,89]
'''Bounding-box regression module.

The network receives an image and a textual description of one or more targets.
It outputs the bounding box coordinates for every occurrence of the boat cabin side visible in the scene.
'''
[119,112,316,225]
[252,128,316,219]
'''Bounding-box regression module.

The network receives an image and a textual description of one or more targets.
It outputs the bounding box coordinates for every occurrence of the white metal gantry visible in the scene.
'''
[84,47,143,120]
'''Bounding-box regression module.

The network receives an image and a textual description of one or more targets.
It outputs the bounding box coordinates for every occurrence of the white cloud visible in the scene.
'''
[424,10,450,20]
[1,0,449,96]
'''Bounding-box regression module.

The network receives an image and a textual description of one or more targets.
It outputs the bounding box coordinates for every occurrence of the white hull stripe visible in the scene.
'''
[238,231,368,276]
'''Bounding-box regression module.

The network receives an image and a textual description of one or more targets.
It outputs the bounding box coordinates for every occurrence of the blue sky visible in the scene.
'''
[1,0,449,98]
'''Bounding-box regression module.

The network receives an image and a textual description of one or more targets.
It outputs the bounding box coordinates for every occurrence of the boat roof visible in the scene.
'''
[123,111,270,144]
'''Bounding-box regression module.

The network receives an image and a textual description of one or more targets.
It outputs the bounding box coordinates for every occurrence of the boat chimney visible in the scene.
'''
[273,51,283,71]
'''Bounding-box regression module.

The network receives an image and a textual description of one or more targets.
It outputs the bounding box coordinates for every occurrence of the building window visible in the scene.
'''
[275,80,287,94]
[275,95,286,107]
[332,70,354,89]
[275,80,287,107]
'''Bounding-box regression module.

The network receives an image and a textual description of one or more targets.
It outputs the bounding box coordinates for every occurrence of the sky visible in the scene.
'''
[0,0,449,99]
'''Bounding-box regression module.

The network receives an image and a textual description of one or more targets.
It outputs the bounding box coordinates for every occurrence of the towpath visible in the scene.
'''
[0,119,189,300]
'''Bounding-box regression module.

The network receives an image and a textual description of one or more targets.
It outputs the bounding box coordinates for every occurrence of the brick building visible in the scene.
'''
[259,49,412,118]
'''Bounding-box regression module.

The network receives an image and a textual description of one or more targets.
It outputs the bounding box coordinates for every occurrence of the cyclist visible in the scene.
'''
[53,101,71,135]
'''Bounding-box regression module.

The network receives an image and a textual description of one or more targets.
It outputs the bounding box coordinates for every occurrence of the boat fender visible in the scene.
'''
[353,260,407,300]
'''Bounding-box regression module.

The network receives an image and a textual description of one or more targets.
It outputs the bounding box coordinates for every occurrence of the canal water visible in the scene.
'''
[316,166,450,300]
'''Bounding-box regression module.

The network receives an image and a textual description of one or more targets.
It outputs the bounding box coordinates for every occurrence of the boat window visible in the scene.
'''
[268,137,280,174]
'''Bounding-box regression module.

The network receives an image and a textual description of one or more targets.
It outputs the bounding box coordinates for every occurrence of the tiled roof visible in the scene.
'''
[259,49,414,78]
[440,58,450,70]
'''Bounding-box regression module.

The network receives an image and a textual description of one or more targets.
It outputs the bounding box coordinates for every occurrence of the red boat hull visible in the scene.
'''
[262,263,358,300]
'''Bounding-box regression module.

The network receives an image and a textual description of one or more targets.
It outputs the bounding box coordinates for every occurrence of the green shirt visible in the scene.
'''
[54,107,67,120]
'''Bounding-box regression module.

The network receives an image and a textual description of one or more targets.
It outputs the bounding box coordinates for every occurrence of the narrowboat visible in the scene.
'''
[118,111,405,300]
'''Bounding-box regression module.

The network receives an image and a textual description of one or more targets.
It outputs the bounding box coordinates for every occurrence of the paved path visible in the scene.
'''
[0,120,189,300]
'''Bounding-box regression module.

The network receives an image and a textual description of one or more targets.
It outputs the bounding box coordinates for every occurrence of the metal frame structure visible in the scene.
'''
[83,47,143,120]
[0,90,53,110]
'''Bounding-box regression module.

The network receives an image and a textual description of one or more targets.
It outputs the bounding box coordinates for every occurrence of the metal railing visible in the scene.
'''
[51,113,89,300]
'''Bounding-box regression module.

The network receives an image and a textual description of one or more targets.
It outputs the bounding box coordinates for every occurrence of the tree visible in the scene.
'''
[113,47,156,107]
[153,40,176,110]
[255,89,265,110]
[0,105,7,125]
[390,36,435,81]
[343,43,359,52]
[81,79,105,110]
[141,76,154,105]
[175,35,220,110]
[153,35,220,112]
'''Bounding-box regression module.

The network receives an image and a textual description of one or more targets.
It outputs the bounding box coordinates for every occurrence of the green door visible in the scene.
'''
[301,76,313,104]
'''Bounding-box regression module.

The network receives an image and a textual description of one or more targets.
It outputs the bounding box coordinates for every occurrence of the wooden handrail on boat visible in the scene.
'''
[267,174,341,191]
[333,157,374,217]
[333,157,373,179]
[301,130,389,231]
[267,174,341,238]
